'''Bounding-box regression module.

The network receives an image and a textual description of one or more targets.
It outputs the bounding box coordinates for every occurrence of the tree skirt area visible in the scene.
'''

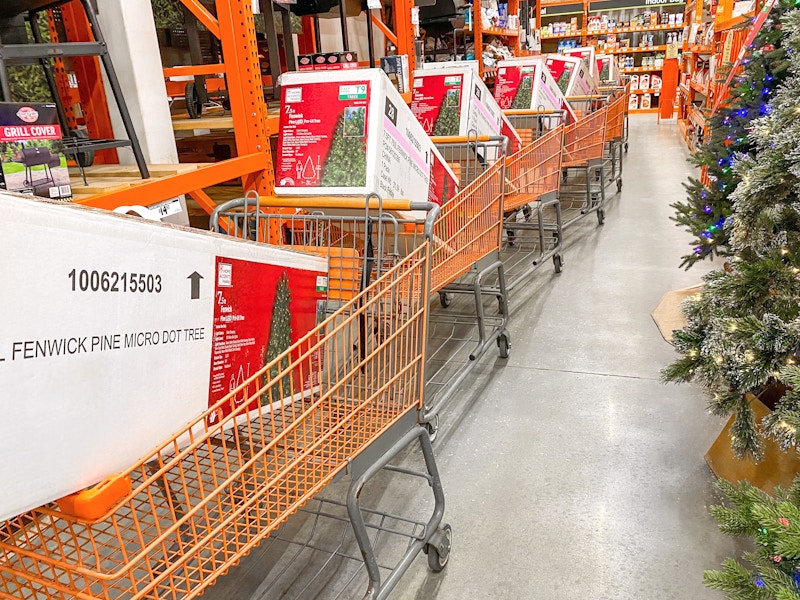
[651,284,703,344]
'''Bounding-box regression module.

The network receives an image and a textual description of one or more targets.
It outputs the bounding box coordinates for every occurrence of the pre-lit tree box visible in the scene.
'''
[493,58,575,124]
[565,47,600,84]
[545,54,598,102]
[276,69,458,207]
[596,54,620,83]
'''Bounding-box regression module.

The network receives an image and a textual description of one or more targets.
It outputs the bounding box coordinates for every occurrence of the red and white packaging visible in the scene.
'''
[411,62,503,138]
[277,69,459,206]
[500,111,524,154]
[545,54,598,100]
[564,47,599,84]
[494,57,575,124]
[596,54,620,83]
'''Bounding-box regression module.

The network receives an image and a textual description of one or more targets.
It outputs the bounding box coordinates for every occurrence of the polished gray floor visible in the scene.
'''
[204,117,738,599]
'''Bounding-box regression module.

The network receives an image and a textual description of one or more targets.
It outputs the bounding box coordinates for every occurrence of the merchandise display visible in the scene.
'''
[493,57,572,121]
[544,54,597,98]
[564,46,599,82]
[0,192,328,521]
[412,62,504,137]
[276,69,458,205]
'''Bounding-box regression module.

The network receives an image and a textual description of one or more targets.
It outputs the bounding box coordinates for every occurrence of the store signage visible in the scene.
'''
[540,2,583,15]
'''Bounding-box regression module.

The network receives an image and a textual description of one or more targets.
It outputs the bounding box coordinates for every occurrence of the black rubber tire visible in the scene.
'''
[617,179,622,193]
[424,414,439,443]
[439,292,451,308]
[185,82,203,119]
[70,129,94,168]
[497,334,510,359]
[426,524,453,572]
[553,254,563,274]
[597,208,606,225]
[624,142,629,153]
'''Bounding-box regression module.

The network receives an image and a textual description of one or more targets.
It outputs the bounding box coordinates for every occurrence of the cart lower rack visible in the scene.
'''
[0,200,450,600]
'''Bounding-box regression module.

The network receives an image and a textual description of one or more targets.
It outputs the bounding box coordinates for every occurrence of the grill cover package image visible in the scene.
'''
[0,103,71,201]
[276,69,458,206]
[545,54,598,100]
[493,58,574,123]
[411,62,504,138]
[0,193,328,521]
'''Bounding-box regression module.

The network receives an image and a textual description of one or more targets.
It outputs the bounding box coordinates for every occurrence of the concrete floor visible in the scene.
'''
[204,117,740,599]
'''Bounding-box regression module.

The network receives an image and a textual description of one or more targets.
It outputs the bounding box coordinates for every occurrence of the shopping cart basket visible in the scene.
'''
[502,109,567,146]
[431,133,507,189]
[0,199,451,600]
[603,87,628,194]
[559,105,610,227]
[501,126,565,292]
[565,94,607,120]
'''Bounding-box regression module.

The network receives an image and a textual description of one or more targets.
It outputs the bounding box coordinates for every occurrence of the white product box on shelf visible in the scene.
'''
[412,61,503,138]
[276,69,459,207]
[493,57,576,123]
[0,194,329,521]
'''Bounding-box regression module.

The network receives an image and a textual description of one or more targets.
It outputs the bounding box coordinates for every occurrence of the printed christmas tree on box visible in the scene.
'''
[493,57,575,124]
[277,68,458,207]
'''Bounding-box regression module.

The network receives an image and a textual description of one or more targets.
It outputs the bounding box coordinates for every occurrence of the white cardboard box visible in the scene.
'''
[276,69,459,206]
[545,54,598,100]
[0,193,328,521]
[596,54,620,83]
[564,47,599,84]
[494,57,574,124]
[411,62,503,138]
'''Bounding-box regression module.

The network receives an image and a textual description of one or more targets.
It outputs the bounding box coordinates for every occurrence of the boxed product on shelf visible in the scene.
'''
[640,74,651,90]
[629,94,639,110]
[564,47,598,83]
[493,57,576,123]
[652,74,662,90]
[596,55,619,82]
[640,93,652,109]
[276,68,458,206]
[0,103,71,202]
[298,54,314,71]
[545,54,597,98]
[629,74,640,90]
[0,192,329,521]
[413,61,503,138]
[380,55,410,94]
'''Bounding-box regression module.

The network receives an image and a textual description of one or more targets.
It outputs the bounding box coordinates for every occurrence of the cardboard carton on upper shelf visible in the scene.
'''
[276,68,459,207]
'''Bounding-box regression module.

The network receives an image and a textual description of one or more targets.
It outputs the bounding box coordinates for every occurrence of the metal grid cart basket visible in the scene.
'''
[601,84,630,193]
[502,109,567,146]
[501,125,565,292]
[0,199,450,600]
[559,105,610,227]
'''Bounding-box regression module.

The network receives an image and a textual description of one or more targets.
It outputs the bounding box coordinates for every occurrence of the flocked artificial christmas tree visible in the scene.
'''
[704,478,800,598]
[671,6,789,269]
[663,7,800,459]
[433,89,461,136]
[510,75,533,109]
[262,273,293,404]
[320,108,367,187]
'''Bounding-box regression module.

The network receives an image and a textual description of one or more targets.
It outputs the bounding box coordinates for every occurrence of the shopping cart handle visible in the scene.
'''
[565,95,602,100]
[431,135,501,143]
[502,109,563,115]
[254,196,420,211]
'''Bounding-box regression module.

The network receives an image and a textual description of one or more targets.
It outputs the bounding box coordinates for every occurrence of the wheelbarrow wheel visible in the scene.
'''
[185,82,203,120]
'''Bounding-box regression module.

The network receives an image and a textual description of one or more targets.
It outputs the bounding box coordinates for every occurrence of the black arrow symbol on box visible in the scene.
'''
[188,271,203,300]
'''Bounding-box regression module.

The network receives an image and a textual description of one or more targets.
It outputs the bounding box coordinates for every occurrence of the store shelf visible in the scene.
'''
[629,107,660,113]
[541,30,584,39]
[632,88,662,94]
[690,80,709,95]
[716,13,752,32]
[686,45,712,54]
[606,45,667,54]
[688,105,706,126]
[679,83,691,96]
[483,27,520,36]
[621,66,663,73]
[587,23,684,35]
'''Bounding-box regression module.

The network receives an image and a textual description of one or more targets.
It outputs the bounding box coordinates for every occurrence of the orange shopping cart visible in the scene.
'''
[560,105,610,227]
[0,198,451,600]
[502,109,567,146]
[501,126,565,291]
[602,83,630,193]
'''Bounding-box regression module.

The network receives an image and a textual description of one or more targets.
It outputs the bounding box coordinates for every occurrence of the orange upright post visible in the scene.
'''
[660,57,680,119]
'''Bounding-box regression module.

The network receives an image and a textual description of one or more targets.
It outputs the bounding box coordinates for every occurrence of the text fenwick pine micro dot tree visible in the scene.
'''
[671,5,789,269]
[663,7,800,460]
[320,108,367,187]
[262,272,293,405]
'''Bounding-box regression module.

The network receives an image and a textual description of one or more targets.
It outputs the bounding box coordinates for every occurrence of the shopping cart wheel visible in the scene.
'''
[439,292,452,308]
[425,523,453,572]
[597,209,606,225]
[616,178,622,193]
[423,414,439,443]
[625,142,629,153]
[497,333,510,359]
[185,82,203,119]
[553,254,563,274]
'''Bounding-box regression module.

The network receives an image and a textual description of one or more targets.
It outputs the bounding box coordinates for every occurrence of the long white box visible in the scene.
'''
[545,54,598,99]
[0,194,328,521]
[494,57,576,124]
[596,54,620,83]
[564,47,599,84]
[276,68,459,206]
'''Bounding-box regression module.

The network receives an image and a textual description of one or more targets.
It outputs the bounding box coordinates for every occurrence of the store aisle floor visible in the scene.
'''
[204,117,739,600]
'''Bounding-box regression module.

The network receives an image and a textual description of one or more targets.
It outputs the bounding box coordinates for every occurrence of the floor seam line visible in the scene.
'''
[502,364,660,381]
